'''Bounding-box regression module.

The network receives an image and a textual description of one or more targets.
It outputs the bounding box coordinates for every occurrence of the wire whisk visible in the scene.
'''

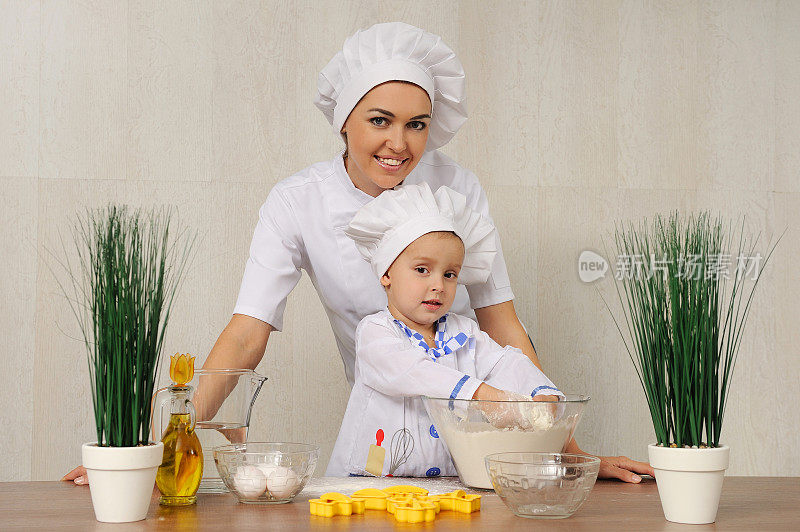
[388,427,414,475]
[388,398,415,475]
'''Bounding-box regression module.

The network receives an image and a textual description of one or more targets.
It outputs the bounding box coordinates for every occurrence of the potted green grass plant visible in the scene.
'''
[604,212,778,524]
[55,205,194,522]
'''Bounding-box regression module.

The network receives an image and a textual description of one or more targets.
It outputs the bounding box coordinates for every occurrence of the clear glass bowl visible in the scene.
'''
[422,395,589,489]
[213,442,319,504]
[485,452,600,519]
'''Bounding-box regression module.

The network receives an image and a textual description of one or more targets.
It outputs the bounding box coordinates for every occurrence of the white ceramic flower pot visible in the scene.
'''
[82,442,164,523]
[648,444,730,524]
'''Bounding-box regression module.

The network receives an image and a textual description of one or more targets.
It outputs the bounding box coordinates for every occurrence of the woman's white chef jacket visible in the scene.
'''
[234,150,515,386]
[326,309,562,477]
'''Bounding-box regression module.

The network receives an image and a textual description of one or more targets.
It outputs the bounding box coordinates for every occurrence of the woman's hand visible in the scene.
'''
[564,439,654,483]
[62,466,88,485]
[596,455,655,483]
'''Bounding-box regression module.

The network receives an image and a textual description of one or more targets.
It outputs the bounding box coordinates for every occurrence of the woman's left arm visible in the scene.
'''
[474,300,656,483]
[474,301,541,369]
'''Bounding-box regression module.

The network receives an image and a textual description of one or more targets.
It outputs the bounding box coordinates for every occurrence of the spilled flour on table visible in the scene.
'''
[298,476,485,499]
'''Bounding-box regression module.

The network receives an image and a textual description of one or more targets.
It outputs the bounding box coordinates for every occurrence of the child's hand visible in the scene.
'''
[471,383,521,428]
[528,394,558,427]
[496,391,556,430]
[472,385,555,430]
[486,391,535,429]
[532,394,557,402]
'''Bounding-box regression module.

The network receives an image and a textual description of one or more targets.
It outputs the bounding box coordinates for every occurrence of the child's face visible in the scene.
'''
[381,232,464,330]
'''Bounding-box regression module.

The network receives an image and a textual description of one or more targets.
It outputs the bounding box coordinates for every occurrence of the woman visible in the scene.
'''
[65,22,652,484]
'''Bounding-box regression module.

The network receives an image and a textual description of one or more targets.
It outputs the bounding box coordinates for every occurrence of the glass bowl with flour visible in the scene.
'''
[422,395,589,489]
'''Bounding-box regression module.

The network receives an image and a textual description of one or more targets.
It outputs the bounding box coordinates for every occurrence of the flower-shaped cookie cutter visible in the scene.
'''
[432,489,481,513]
[309,492,366,517]
[386,493,441,514]
[392,498,438,523]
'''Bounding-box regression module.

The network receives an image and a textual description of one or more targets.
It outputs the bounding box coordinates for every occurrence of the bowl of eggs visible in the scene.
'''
[213,442,319,503]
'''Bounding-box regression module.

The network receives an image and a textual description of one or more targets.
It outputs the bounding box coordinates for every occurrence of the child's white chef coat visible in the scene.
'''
[326,309,562,477]
[233,150,514,386]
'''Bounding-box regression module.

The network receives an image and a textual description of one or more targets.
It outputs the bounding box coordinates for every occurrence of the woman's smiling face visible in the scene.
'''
[341,81,432,197]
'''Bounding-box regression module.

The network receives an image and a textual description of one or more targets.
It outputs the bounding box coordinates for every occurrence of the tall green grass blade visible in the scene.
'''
[604,212,778,447]
[51,205,195,447]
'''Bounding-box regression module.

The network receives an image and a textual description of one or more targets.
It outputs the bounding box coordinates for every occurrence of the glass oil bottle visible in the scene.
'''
[156,354,203,506]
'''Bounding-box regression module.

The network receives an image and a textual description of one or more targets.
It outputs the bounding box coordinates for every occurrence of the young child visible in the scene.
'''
[326,183,563,477]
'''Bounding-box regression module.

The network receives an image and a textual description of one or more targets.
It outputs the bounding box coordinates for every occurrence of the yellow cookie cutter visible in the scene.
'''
[432,489,481,514]
[392,498,438,523]
[381,484,429,497]
[387,493,440,514]
[309,492,366,517]
[351,488,389,510]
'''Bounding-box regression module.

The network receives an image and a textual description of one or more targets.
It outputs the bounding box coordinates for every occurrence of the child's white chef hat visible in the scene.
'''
[345,183,498,285]
[315,22,468,152]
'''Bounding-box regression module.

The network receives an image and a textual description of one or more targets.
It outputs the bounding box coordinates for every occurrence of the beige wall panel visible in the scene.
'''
[698,1,776,192]
[293,1,358,168]
[775,1,800,193]
[617,1,703,190]
[0,178,37,481]
[482,184,540,336]
[0,1,39,177]
[773,192,800,474]
[127,1,213,182]
[201,180,274,359]
[454,0,541,189]
[538,0,621,189]
[39,1,127,180]
[2,1,799,480]
[213,1,311,184]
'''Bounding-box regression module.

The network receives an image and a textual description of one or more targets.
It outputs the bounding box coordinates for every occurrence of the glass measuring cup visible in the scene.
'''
[154,369,267,493]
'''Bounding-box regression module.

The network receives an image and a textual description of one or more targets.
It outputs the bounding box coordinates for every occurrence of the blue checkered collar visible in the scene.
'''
[392,313,470,360]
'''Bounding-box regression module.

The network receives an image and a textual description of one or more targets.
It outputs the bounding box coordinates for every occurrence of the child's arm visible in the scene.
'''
[355,320,483,401]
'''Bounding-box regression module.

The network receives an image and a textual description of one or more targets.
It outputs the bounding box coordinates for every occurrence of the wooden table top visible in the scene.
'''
[1,477,797,530]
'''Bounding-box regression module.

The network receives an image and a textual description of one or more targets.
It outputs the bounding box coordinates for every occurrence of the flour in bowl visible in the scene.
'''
[441,418,574,489]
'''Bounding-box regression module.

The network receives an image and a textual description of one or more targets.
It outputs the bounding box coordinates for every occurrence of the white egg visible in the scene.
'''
[256,463,278,479]
[233,465,267,498]
[265,466,300,499]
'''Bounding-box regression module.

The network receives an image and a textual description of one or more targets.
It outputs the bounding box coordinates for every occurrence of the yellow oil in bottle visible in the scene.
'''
[156,412,203,506]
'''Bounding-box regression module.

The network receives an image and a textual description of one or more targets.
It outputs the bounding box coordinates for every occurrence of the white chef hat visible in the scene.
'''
[315,22,468,152]
[345,183,498,285]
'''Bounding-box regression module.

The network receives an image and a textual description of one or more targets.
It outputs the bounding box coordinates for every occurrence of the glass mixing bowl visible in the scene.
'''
[485,452,600,518]
[213,442,319,504]
[422,395,589,489]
